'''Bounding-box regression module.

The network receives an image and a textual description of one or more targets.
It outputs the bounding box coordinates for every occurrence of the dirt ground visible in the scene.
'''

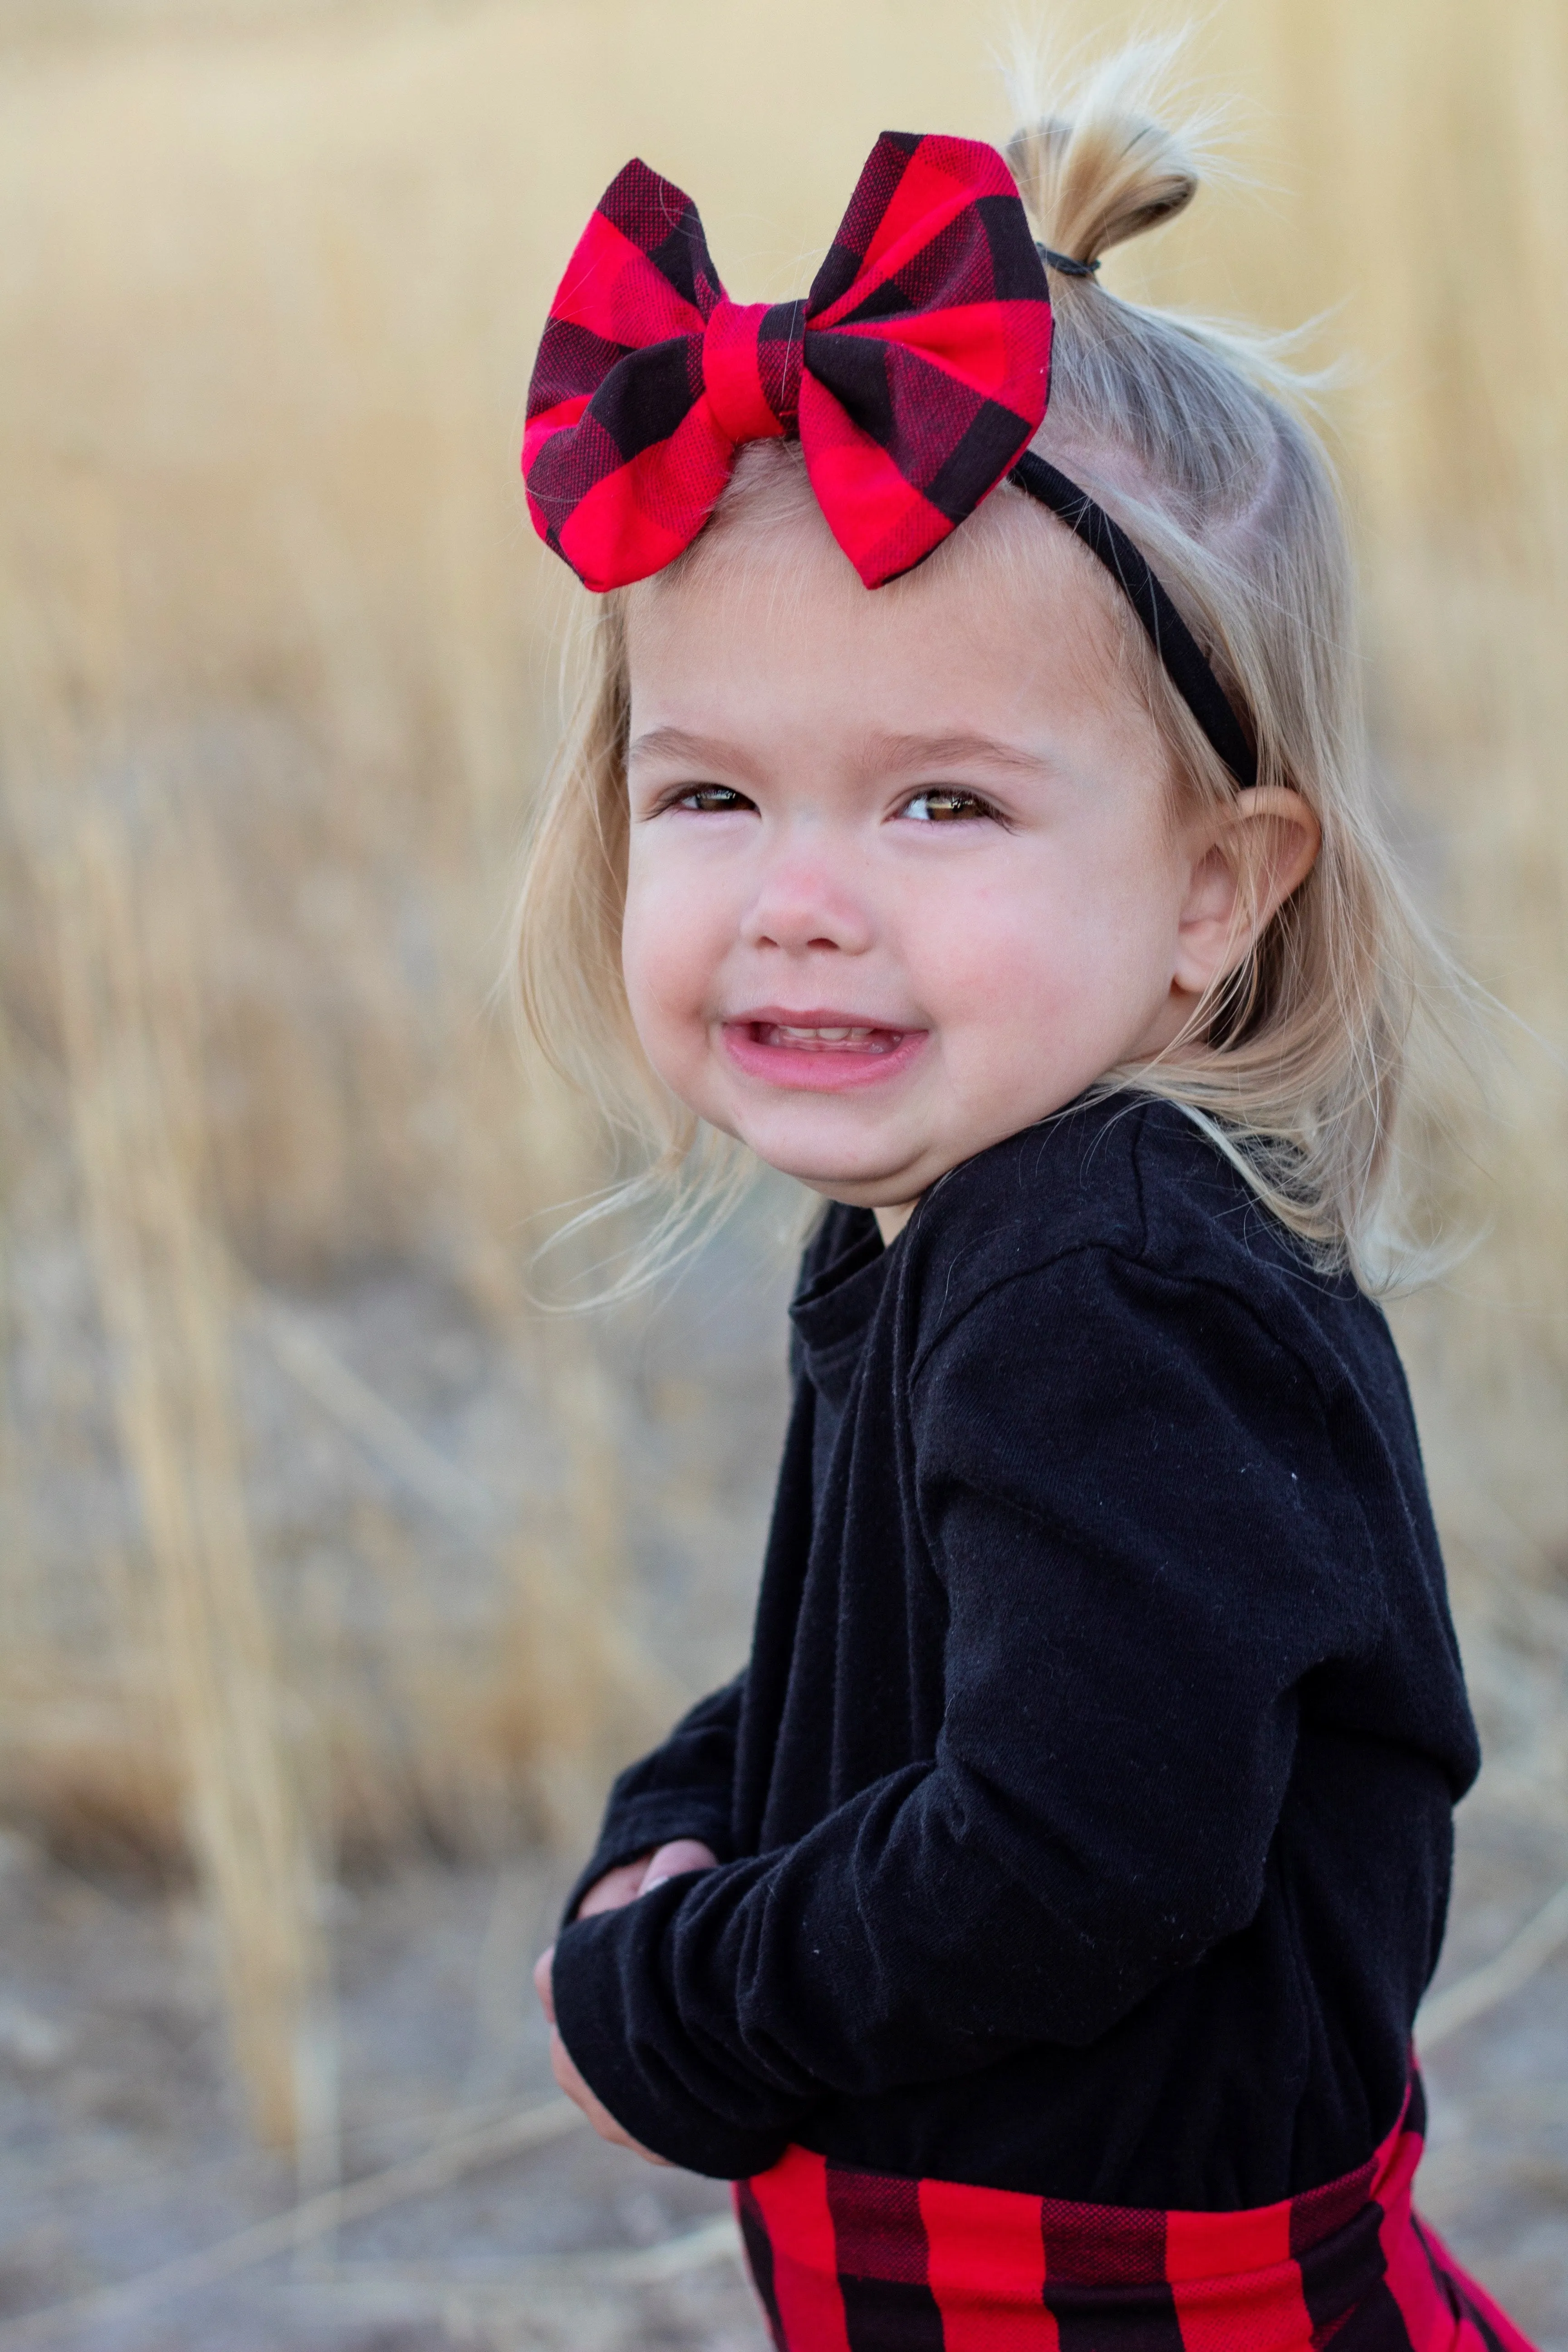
[2,1228,1565,2350]
[0,1833,764,2350]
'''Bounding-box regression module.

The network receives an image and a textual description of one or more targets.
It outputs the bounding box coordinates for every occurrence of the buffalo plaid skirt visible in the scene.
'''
[733,2073,1536,2351]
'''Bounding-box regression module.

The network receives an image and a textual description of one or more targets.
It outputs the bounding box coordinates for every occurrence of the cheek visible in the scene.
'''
[620,840,729,1039]
[914,835,1180,1036]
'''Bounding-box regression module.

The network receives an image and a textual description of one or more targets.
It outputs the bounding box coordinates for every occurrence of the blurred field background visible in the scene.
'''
[0,0,1565,2345]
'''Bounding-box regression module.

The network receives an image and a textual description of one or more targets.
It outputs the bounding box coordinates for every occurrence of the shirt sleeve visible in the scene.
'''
[551,1250,1388,2176]
[561,1673,745,1924]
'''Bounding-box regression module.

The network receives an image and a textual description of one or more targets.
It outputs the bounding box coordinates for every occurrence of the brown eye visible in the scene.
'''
[674,785,754,813]
[902,789,991,823]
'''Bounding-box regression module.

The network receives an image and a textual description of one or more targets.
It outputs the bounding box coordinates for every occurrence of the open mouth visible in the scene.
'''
[748,1022,907,1055]
[720,1013,926,1091]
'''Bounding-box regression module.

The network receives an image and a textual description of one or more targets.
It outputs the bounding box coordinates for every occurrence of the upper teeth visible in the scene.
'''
[778,1025,872,1041]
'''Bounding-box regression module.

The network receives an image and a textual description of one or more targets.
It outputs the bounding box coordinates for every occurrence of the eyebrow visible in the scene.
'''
[852,729,1051,779]
[627,724,1051,779]
[627,726,765,779]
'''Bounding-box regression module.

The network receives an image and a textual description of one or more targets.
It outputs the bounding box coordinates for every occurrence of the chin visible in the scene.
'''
[693,1082,928,1200]
[755,1148,922,1205]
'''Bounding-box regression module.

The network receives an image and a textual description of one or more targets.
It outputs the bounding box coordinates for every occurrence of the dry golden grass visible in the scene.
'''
[0,0,1563,2143]
[50,798,325,2148]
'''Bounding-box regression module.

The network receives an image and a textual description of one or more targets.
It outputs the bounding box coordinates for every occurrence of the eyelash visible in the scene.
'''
[668,785,755,814]
[899,789,996,824]
[661,785,999,823]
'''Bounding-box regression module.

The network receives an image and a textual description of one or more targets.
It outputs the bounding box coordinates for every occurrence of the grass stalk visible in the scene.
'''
[45,791,325,2148]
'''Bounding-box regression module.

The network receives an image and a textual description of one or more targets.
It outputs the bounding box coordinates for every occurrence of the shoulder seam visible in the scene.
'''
[908,1242,1340,1418]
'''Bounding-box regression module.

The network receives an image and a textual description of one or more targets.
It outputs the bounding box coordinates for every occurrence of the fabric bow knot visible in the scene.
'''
[524,132,1054,592]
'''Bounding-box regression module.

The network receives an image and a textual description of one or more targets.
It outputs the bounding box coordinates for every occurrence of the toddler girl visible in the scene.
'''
[517,57,1534,2352]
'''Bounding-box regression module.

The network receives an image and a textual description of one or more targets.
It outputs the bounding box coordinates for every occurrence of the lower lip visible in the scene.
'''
[720,1022,927,1092]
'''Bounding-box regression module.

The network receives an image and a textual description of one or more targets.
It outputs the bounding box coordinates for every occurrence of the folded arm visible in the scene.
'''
[553,1254,1384,2175]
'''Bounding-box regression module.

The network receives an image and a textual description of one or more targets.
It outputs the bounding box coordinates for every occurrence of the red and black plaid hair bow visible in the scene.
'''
[523,133,1258,789]
[524,132,1051,593]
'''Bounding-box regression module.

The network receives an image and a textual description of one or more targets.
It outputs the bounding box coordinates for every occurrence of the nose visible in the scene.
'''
[741,840,875,958]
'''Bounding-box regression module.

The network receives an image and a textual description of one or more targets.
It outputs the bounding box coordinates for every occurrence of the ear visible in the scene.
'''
[1171,787,1322,1000]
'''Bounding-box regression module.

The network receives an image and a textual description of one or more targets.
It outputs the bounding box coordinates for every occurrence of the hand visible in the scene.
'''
[535,1838,718,2022]
[573,1839,719,1919]
[533,1838,718,2164]
[573,1852,656,1919]
[547,2024,671,2164]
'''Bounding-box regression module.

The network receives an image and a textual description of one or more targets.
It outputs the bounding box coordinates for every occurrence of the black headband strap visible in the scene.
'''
[1009,450,1258,791]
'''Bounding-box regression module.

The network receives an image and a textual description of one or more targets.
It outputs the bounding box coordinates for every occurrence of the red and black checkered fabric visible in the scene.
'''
[734,2073,1537,2351]
[523,133,1052,591]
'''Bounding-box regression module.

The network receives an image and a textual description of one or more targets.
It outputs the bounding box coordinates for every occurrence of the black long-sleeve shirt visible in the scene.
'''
[552,1096,1479,2208]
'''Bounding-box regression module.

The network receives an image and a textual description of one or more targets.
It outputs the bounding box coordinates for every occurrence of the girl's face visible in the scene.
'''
[621,480,1289,1220]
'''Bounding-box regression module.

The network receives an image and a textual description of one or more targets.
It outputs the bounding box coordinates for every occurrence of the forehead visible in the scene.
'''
[624,448,1134,733]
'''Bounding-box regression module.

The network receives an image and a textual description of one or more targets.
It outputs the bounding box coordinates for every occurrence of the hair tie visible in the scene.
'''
[1037,245,1101,279]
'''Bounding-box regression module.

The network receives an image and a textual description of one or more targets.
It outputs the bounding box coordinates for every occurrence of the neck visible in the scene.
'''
[873,1200,919,1247]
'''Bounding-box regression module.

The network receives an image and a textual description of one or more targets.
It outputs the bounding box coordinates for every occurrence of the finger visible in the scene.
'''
[642,1839,718,1890]
[549,2026,582,2101]
[532,1944,556,2024]
[549,2030,671,2165]
[576,1853,655,1918]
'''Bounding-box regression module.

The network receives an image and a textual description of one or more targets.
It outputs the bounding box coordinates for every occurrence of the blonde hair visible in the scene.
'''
[511,44,1478,1295]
